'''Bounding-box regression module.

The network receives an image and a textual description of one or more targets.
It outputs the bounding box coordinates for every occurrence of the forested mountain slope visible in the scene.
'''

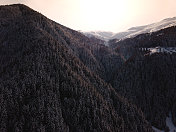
[109,26,176,131]
[109,26,176,59]
[0,4,153,132]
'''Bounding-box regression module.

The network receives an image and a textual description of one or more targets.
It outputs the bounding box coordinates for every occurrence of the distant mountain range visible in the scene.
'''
[82,16,176,41]
[80,31,114,41]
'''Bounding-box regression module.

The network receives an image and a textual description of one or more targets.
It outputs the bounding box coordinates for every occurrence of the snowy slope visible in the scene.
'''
[81,16,176,41]
[112,16,176,40]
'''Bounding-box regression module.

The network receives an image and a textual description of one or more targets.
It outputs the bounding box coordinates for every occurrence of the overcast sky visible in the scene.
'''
[1,0,176,32]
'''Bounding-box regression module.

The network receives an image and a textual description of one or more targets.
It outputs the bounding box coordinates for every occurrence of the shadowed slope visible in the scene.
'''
[0,4,153,132]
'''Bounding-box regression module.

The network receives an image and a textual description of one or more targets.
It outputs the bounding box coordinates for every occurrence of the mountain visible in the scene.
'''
[111,17,176,40]
[109,25,176,58]
[81,31,114,42]
[0,4,153,132]
[82,17,176,44]
[111,52,176,131]
[108,26,176,131]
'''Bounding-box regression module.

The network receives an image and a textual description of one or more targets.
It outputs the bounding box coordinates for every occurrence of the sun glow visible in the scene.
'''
[79,0,129,31]
[1,0,176,32]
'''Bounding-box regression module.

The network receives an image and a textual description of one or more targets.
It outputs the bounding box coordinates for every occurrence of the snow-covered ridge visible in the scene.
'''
[80,31,115,41]
[81,16,176,42]
[112,16,176,40]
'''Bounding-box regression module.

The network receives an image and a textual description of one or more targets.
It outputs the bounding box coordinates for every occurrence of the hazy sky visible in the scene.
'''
[1,0,176,32]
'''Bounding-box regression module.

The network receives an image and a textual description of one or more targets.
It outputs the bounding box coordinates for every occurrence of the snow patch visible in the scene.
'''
[166,112,176,131]
[153,112,176,132]
[152,126,164,132]
[140,47,176,55]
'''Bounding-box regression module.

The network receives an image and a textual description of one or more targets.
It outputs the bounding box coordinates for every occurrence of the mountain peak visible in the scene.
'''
[0,4,154,132]
[0,4,39,20]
